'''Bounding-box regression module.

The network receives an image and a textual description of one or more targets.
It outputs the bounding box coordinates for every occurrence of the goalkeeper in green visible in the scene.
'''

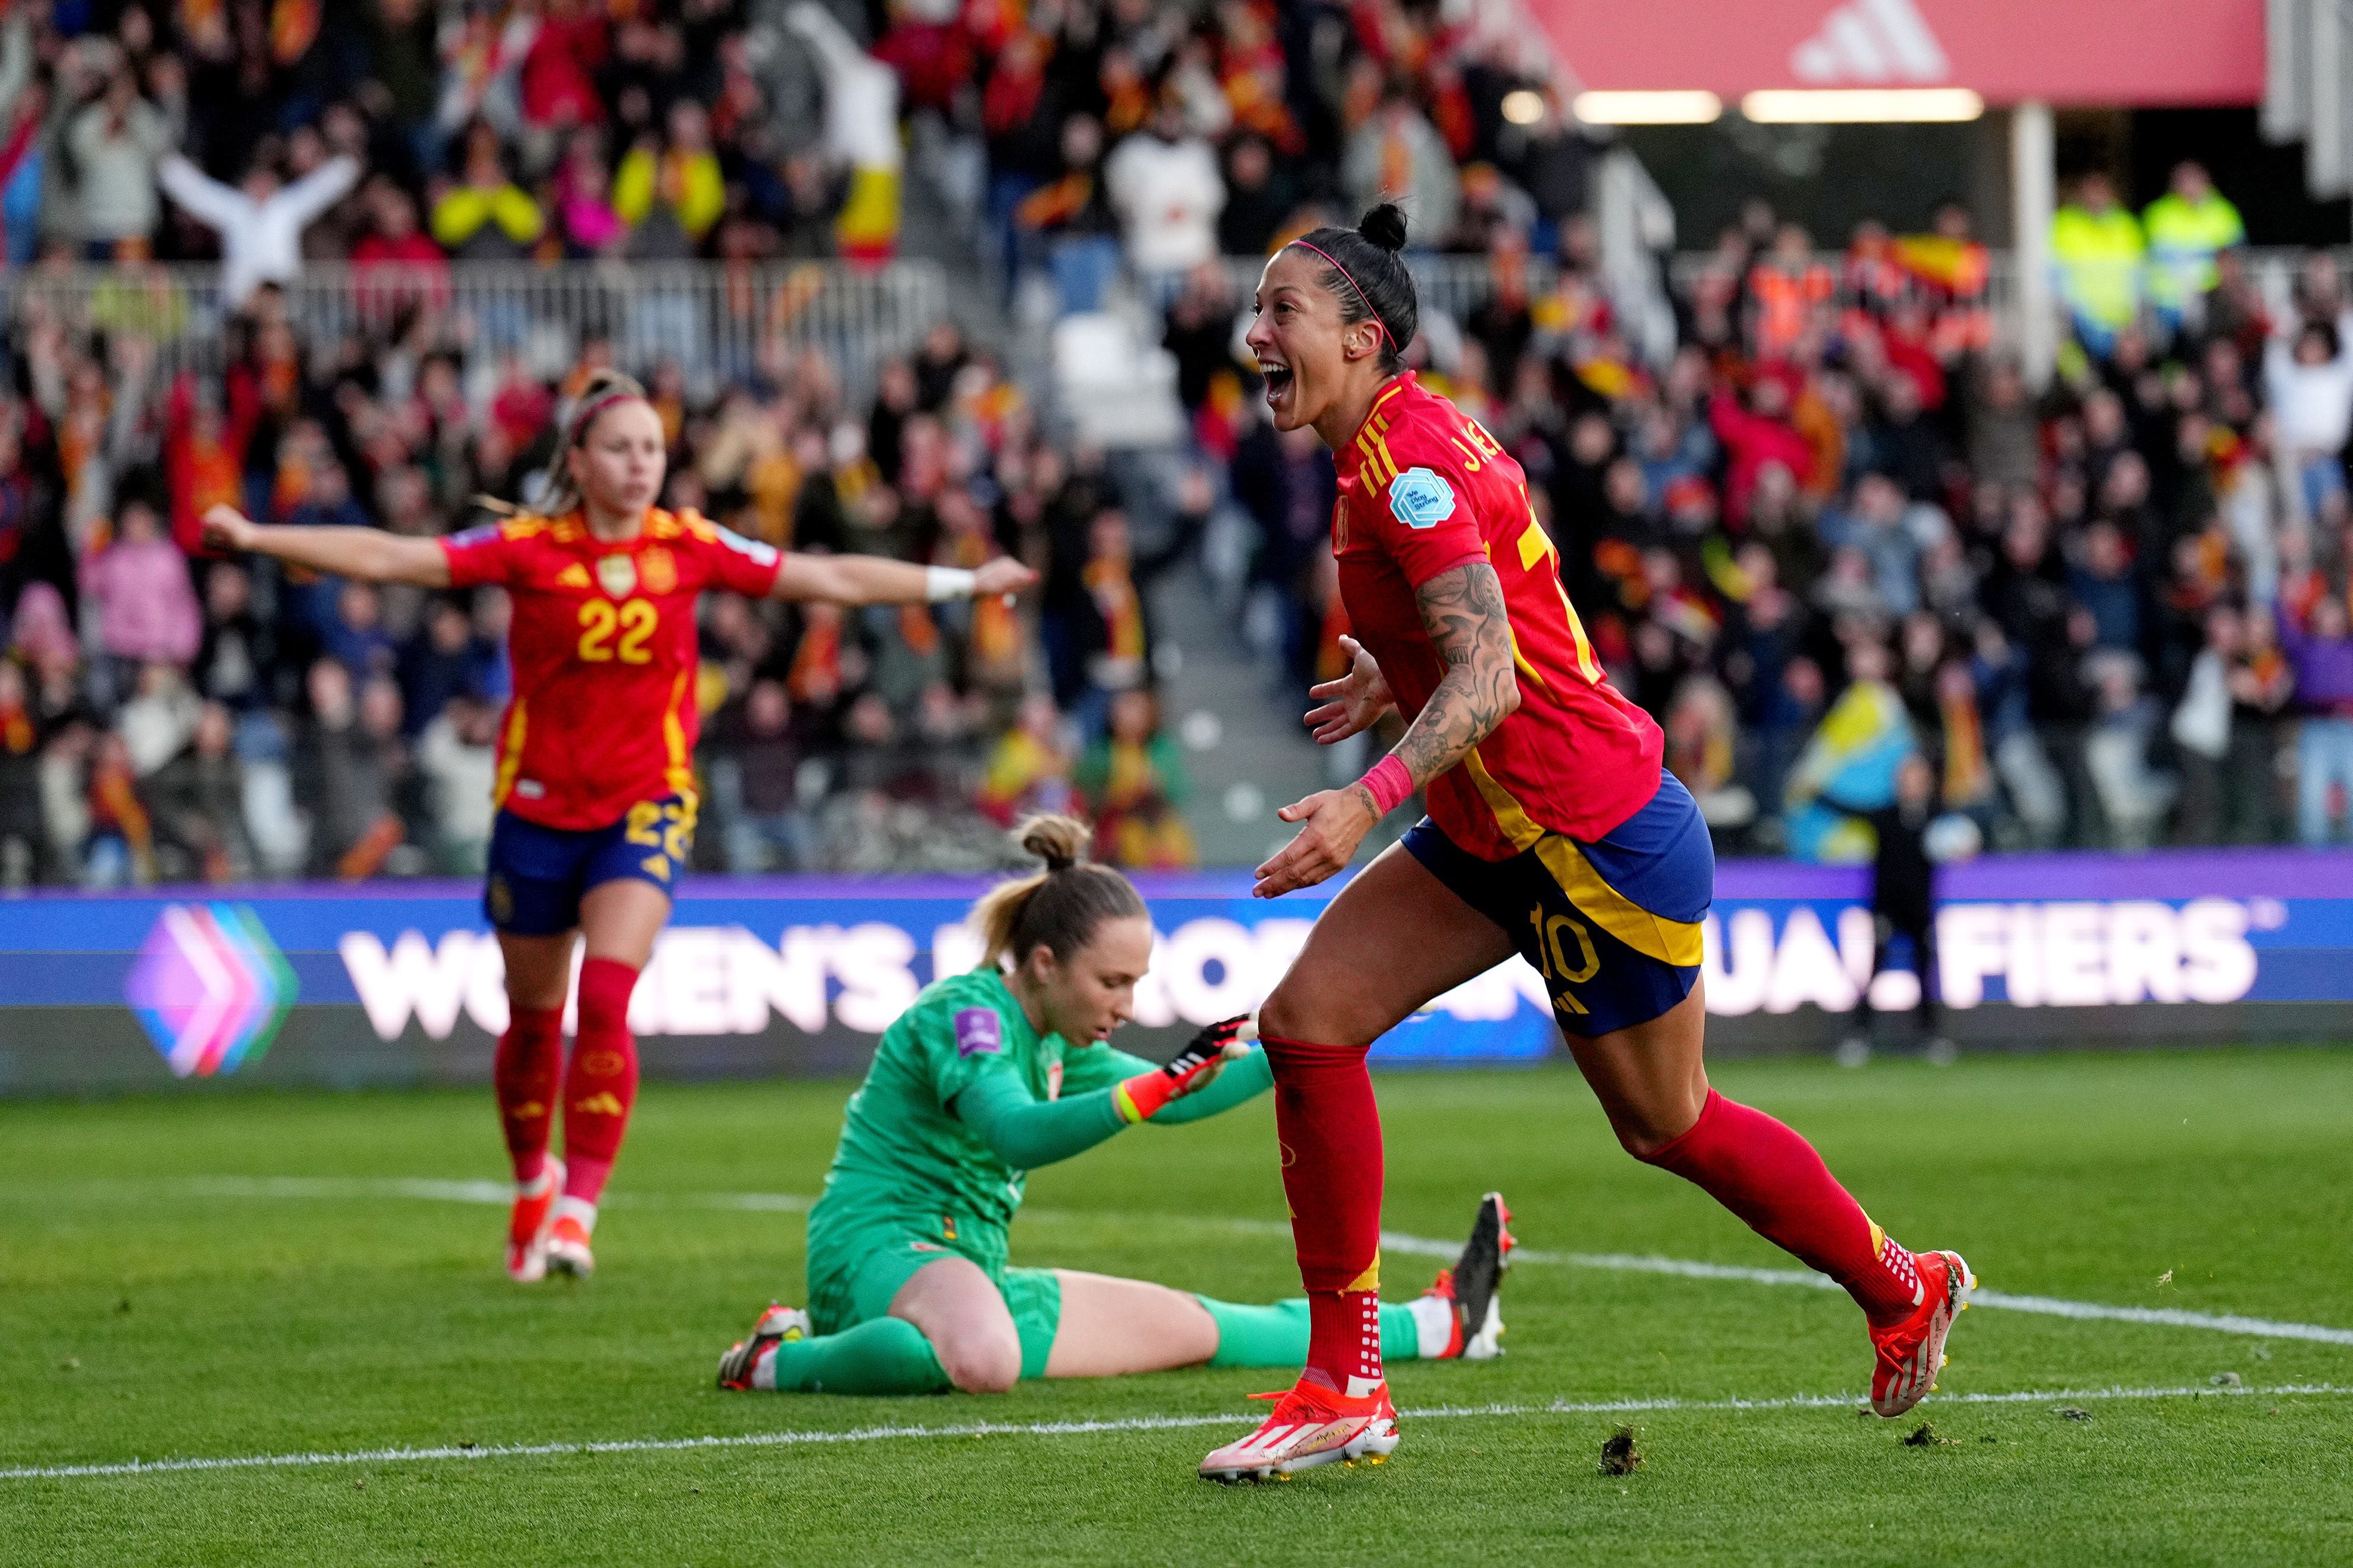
[717,815,1513,1396]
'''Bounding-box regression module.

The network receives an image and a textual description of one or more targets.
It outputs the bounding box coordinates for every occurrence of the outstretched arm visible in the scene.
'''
[1255,559,1519,897]
[158,154,244,233]
[278,154,363,227]
[770,551,1034,605]
[201,504,451,588]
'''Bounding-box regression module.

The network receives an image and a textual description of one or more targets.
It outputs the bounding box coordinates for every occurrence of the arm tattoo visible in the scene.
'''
[1375,560,1519,798]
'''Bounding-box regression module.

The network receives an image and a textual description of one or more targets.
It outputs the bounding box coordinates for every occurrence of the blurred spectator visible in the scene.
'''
[350,179,450,317]
[192,562,278,717]
[977,692,1076,827]
[431,122,544,259]
[82,729,156,885]
[149,699,249,881]
[159,147,361,306]
[2051,172,2144,359]
[1076,687,1195,869]
[1342,89,1457,250]
[1216,133,1289,257]
[0,659,45,884]
[68,64,171,257]
[2143,161,2244,340]
[549,129,626,257]
[301,663,405,878]
[1017,113,1121,315]
[613,100,724,258]
[1784,640,1917,862]
[418,690,496,872]
[2279,595,2353,845]
[714,677,811,872]
[1832,751,1954,1060]
[2263,308,2353,520]
[1104,96,1223,302]
[81,499,200,675]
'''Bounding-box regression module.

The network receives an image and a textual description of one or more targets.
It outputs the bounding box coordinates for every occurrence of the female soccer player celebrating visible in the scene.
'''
[201,370,1034,1283]
[1197,207,1972,1481]
[714,815,1513,1399]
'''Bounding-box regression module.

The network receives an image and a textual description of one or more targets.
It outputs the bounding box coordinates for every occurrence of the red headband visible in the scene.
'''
[1287,239,1389,345]
[571,387,642,444]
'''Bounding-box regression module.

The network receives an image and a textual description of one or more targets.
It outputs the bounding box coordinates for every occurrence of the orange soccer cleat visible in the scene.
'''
[1199,1378,1401,1482]
[543,1204,597,1279]
[1869,1249,1976,1417]
[503,1158,565,1283]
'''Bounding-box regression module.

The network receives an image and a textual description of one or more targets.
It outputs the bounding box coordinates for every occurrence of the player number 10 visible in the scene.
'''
[578,599,658,664]
[1527,907,1601,986]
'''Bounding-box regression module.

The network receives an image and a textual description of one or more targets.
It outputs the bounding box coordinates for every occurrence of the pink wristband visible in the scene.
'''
[1359,755,1414,817]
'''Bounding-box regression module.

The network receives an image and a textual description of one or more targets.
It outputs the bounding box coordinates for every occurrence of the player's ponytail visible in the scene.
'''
[480,369,652,523]
[972,814,1147,971]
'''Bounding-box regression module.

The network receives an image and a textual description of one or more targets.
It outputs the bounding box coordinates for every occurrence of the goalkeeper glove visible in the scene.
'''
[1113,1015,1252,1124]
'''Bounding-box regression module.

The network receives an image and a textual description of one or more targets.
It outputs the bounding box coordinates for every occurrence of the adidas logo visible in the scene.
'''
[570,1092,626,1116]
[1788,0,1948,83]
[556,563,591,589]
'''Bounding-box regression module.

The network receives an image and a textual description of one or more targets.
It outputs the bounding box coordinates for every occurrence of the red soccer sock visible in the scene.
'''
[1641,1089,1921,1325]
[1261,1034,1386,1395]
[492,1005,564,1185]
[560,957,642,1208]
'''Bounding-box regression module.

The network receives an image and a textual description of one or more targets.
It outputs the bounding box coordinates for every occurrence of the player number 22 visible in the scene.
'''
[578,599,657,664]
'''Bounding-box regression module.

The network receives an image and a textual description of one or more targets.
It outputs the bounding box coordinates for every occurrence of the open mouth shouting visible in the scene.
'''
[1260,360,1294,412]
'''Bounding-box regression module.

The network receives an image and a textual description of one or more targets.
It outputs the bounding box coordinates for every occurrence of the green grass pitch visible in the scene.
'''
[5,1047,2353,1565]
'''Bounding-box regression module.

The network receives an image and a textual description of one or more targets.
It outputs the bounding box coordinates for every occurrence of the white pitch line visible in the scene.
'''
[7,1383,2349,1485]
[167,1179,2353,1348]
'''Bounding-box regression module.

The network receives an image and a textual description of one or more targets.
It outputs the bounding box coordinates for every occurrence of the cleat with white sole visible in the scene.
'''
[1199,1380,1401,1482]
[1869,1250,1975,1417]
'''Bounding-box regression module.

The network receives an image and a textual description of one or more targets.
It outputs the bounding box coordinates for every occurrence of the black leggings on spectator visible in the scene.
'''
[1854,910,1938,1034]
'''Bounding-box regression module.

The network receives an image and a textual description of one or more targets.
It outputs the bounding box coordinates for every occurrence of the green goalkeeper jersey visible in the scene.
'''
[812,969,1132,1233]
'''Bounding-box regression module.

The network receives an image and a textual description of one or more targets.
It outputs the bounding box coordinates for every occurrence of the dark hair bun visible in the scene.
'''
[1357,202,1408,254]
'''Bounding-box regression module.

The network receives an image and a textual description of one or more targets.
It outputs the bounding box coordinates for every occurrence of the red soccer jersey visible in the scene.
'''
[441,507,785,831]
[1333,372,1664,858]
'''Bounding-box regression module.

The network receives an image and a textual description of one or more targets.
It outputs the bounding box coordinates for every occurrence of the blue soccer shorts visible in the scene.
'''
[1402,770,1713,1038]
[483,795,697,935]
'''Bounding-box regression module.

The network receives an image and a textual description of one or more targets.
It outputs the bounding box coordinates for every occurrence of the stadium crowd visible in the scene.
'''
[0,0,1560,887]
[0,0,2349,886]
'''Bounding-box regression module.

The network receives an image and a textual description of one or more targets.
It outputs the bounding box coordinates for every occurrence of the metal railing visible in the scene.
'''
[1,259,951,401]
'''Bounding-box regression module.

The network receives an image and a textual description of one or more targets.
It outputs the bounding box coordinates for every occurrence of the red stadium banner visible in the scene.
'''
[1528,0,2265,107]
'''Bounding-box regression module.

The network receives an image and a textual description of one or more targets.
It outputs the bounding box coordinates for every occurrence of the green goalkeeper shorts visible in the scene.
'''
[806,1210,1062,1381]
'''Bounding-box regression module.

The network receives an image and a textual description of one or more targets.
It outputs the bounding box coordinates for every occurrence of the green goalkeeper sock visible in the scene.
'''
[757,1316,952,1395]
[1196,1295,1427,1367]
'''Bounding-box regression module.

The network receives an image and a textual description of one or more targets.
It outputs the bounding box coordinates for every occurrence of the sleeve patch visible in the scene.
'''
[953,1007,1004,1058]
[715,526,780,568]
[448,524,502,550]
[1388,468,1458,530]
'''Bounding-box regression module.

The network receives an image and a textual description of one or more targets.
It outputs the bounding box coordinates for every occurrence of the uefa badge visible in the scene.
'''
[596,554,637,598]
[1389,467,1458,530]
